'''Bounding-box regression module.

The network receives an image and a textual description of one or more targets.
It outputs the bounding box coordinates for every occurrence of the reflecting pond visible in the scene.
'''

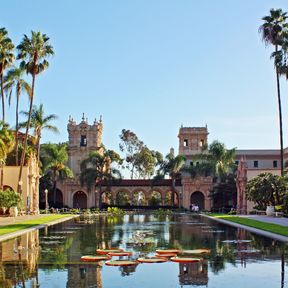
[0,213,287,287]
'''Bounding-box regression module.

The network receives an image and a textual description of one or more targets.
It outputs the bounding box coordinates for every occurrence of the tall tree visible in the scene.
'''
[20,104,58,164]
[4,66,32,165]
[119,129,143,179]
[259,8,288,176]
[80,148,122,209]
[0,27,15,122]
[0,121,14,189]
[41,143,72,206]
[157,151,186,206]
[16,31,54,193]
[246,173,287,209]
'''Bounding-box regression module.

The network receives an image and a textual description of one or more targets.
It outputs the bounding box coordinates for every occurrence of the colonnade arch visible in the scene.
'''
[103,188,180,207]
[73,191,87,209]
[190,191,205,210]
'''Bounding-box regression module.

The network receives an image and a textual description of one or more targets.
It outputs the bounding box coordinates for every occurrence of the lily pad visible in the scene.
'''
[137,257,168,263]
[171,257,202,263]
[105,260,138,266]
[181,249,210,255]
[81,255,111,262]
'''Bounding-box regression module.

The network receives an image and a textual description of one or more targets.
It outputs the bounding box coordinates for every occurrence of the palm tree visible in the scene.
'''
[158,151,186,206]
[4,66,32,165]
[259,8,288,177]
[20,104,58,164]
[0,121,14,189]
[41,143,72,206]
[80,148,122,209]
[16,31,54,193]
[0,27,15,122]
[192,140,236,181]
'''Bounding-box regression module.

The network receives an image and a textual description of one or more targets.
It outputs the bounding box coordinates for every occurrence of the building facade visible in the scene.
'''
[3,154,40,214]
[54,116,283,212]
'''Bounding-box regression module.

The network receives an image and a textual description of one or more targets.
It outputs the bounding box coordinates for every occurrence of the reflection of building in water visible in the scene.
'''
[66,264,102,288]
[0,230,40,286]
[120,264,138,276]
[66,227,103,288]
[178,261,208,286]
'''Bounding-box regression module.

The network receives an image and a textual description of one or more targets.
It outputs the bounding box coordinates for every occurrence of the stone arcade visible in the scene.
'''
[52,116,282,211]
[53,117,214,210]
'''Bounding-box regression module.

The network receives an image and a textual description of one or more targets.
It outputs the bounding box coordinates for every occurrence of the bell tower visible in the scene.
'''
[178,126,208,159]
[67,114,103,177]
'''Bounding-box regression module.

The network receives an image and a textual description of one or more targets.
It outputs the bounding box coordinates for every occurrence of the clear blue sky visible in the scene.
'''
[2,0,288,155]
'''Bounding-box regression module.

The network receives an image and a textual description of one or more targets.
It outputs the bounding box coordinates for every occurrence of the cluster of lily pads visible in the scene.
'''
[80,248,211,267]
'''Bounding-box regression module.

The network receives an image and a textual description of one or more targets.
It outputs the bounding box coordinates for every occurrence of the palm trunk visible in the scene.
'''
[15,85,20,166]
[37,134,41,164]
[0,72,5,122]
[18,72,36,193]
[275,45,283,204]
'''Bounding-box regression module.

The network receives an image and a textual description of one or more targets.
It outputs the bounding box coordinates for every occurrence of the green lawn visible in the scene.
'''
[208,214,288,237]
[0,214,74,236]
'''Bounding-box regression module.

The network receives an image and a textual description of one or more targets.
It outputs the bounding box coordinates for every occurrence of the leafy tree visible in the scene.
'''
[80,148,122,209]
[41,143,72,206]
[119,129,162,179]
[17,31,54,193]
[133,147,162,179]
[259,8,288,176]
[20,104,58,164]
[0,188,22,214]
[0,27,15,122]
[119,129,143,179]
[246,173,287,209]
[4,66,32,165]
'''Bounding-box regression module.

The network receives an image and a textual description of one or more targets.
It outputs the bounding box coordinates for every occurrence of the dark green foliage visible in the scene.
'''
[119,129,163,179]
[246,173,288,209]
[210,174,237,210]
[0,188,22,211]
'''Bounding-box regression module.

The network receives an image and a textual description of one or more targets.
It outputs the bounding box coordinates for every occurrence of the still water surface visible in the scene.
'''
[0,213,287,288]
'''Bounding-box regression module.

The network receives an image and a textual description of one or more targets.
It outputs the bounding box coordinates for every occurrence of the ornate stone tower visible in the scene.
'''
[67,114,103,177]
[178,126,208,159]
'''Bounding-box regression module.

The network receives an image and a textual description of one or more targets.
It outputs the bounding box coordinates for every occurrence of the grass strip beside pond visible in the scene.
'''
[209,214,288,237]
[0,214,74,236]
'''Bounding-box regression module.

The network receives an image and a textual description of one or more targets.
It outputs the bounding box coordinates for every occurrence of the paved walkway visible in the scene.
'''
[241,214,288,227]
[0,214,47,226]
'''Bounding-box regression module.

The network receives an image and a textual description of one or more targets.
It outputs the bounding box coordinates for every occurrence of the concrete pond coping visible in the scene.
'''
[202,214,288,243]
[0,214,78,242]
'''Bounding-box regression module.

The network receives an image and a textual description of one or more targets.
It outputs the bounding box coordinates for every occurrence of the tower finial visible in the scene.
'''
[82,113,85,121]
[100,115,102,122]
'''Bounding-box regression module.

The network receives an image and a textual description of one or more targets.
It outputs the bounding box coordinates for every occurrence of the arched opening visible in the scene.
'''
[115,191,130,206]
[132,191,146,206]
[101,191,112,206]
[48,189,64,208]
[73,191,87,209]
[3,185,13,191]
[190,191,205,210]
[149,190,162,207]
